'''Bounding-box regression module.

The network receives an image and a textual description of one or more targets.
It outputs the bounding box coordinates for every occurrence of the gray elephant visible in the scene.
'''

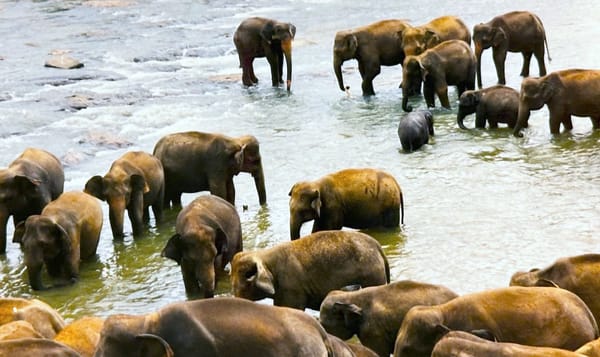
[473,11,551,89]
[161,194,242,299]
[457,85,519,129]
[84,151,164,239]
[334,19,410,96]
[231,230,390,311]
[320,280,458,357]
[398,110,434,152]
[401,15,471,57]
[13,191,103,290]
[233,17,295,91]
[153,131,266,208]
[288,168,403,240]
[402,40,476,112]
[514,69,600,137]
[0,148,64,254]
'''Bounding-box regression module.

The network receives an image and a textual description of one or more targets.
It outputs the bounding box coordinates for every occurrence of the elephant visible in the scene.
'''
[393,286,599,357]
[513,69,600,137]
[401,15,471,57]
[233,17,295,91]
[12,191,103,290]
[153,131,266,208]
[54,316,104,357]
[432,330,587,357]
[402,39,476,112]
[230,230,390,311]
[576,337,600,357]
[0,147,64,254]
[94,297,356,357]
[0,338,80,356]
[319,280,458,357]
[288,168,403,240]
[0,321,43,341]
[328,334,380,357]
[510,254,600,326]
[398,110,434,152]
[0,297,65,339]
[473,11,551,89]
[161,194,242,299]
[333,19,410,96]
[85,151,164,239]
[457,85,519,129]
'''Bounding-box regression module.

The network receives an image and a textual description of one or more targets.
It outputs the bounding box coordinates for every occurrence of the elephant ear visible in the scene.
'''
[492,27,507,47]
[535,278,560,288]
[161,234,183,265]
[260,21,274,44]
[247,258,275,296]
[423,29,440,48]
[539,81,555,101]
[418,59,429,82]
[310,190,321,218]
[12,221,26,244]
[84,175,106,201]
[288,23,296,39]
[14,175,41,193]
[130,174,150,194]
[136,334,174,357]
[346,34,358,54]
[333,302,362,333]
[214,227,229,260]
[55,223,72,256]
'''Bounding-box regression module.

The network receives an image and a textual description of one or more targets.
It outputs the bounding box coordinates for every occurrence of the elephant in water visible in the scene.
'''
[401,15,471,57]
[457,85,519,129]
[398,110,434,152]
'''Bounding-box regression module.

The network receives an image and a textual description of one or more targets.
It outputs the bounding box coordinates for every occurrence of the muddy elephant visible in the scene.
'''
[398,110,434,152]
[320,280,458,357]
[473,11,551,89]
[328,334,380,357]
[288,168,403,240]
[577,337,600,357]
[510,254,600,326]
[0,297,65,339]
[161,195,242,299]
[457,85,519,129]
[402,40,476,112]
[0,148,64,254]
[231,230,389,311]
[401,15,471,57]
[0,338,80,356]
[94,297,350,357]
[513,69,600,137]
[153,131,266,208]
[334,19,410,96]
[234,17,295,91]
[0,321,43,341]
[393,286,598,357]
[13,191,103,290]
[432,330,587,357]
[85,151,164,239]
[54,316,104,357]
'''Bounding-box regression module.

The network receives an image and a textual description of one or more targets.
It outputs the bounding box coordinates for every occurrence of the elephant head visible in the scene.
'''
[402,28,440,57]
[236,135,267,205]
[457,90,481,129]
[402,56,428,112]
[85,173,148,239]
[261,20,296,91]
[230,252,275,301]
[333,30,358,92]
[288,182,321,240]
[319,292,362,341]
[473,23,507,88]
[513,76,553,137]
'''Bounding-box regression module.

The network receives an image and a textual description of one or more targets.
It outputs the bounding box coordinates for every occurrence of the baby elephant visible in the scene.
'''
[457,85,519,129]
[13,191,103,290]
[162,195,242,299]
[231,230,389,311]
[398,110,434,152]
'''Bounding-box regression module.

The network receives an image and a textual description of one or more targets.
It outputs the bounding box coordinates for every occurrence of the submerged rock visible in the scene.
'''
[45,55,84,69]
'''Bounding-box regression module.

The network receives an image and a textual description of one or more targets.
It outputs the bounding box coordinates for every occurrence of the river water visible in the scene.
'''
[0,0,599,321]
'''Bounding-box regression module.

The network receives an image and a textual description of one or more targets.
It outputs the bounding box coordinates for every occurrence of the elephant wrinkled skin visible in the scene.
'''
[401,15,471,57]
[457,85,519,129]
[54,316,104,357]
[398,110,434,152]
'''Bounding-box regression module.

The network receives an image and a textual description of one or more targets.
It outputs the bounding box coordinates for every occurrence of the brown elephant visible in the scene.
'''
[473,11,551,89]
[320,280,458,357]
[0,321,43,341]
[85,151,164,239]
[233,17,295,91]
[510,254,600,326]
[334,19,410,96]
[161,194,242,299]
[513,69,600,137]
[54,316,104,357]
[432,330,587,357]
[153,131,266,208]
[0,147,64,254]
[401,15,471,57]
[231,230,389,311]
[393,287,599,357]
[288,168,403,240]
[328,334,380,357]
[94,297,352,357]
[13,191,103,290]
[576,337,600,357]
[402,40,476,112]
[0,297,65,338]
[0,338,80,356]
[457,85,519,129]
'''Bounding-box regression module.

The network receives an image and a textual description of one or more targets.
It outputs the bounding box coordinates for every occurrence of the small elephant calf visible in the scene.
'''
[457,85,519,129]
[398,110,434,152]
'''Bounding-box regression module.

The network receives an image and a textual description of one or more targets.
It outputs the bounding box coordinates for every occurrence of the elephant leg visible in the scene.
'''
[488,120,499,129]
[534,44,547,77]
[591,116,600,129]
[475,107,487,128]
[436,84,450,109]
[264,47,281,87]
[239,54,256,86]
[520,52,532,77]
[209,177,231,204]
[562,116,573,131]
[492,47,508,85]
[142,207,150,224]
[0,212,8,254]
[226,179,236,206]
[382,208,400,227]
[128,207,144,237]
[359,61,379,96]
[549,111,569,134]
[151,203,163,225]
[248,58,258,83]
[424,84,436,108]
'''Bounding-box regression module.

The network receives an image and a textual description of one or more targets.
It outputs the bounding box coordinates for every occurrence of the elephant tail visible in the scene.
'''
[400,191,404,225]
[383,252,391,283]
[534,14,552,62]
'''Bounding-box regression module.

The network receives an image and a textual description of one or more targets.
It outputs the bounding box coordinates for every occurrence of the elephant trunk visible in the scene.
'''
[0,210,7,254]
[282,39,292,91]
[475,42,483,89]
[334,57,346,92]
[402,91,413,112]
[108,198,127,239]
[253,166,267,206]
[457,109,469,129]
[514,106,530,137]
[27,263,46,291]
[290,216,303,240]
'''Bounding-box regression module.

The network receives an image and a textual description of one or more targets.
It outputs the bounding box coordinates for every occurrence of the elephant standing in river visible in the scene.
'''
[153,131,266,208]
[473,11,551,89]
[401,15,471,57]
[0,148,64,254]
[398,110,434,152]
[334,19,410,96]
[457,85,519,129]
[513,69,600,137]
[234,17,295,91]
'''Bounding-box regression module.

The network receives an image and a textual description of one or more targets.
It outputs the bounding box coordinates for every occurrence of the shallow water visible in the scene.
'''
[0,0,599,321]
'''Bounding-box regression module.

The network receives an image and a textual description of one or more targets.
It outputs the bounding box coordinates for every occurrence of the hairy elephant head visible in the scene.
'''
[288,182,321,240]
[236,135,267,205]
[402,56,428,112]
[513,76,553,137]
[333,30,358,92]
[473,23,507,88]
[402,28,440,57]
[457,90,482,129]
[261,20,296,91]
[230,252,275,301]
[85,173,148,239]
